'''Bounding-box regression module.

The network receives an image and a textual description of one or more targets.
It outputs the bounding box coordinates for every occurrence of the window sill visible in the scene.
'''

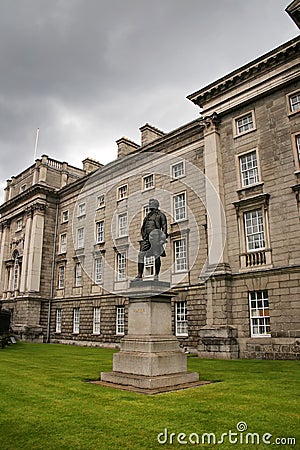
[233,127,257,139]
[288,109,300,118]
[236,181,264,193]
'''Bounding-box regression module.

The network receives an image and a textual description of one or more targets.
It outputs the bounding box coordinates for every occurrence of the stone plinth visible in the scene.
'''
[101,281,200,392]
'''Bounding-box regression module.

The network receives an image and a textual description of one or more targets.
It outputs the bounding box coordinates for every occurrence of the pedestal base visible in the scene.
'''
[100,282,200,393]
[101,370,200,391]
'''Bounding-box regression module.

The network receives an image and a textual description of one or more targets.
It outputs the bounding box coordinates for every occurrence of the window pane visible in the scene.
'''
[174,239,187,272]
[244,209,265,251]
[174,193,186,221]
[249,290,270,336]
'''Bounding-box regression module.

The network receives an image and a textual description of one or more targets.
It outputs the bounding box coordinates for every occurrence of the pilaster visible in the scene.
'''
[26,202,46,293]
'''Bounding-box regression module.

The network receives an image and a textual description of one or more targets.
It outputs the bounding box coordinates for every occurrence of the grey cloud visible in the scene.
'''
[0,0,296,202]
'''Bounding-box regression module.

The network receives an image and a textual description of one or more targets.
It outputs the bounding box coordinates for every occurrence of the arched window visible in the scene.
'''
[12,251,20,291]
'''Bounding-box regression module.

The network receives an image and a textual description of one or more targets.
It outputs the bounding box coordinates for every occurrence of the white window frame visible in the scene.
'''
[73,308,80,334]
[96,221,104,243]
[143,204,150,219]
[75,262,82,287]
[60,233,67,253]
[292,133,300,172]
[78,202,86,217]
[244,209,265,252]
[77,227,85,249]
[13,257,20,291]
[144,256,155,278]
[117,252,127,281]
[175,301,188,337]
[288,91,300,114]
[249,290,271,337]
[171,161,185,179]
[174,238,187,273]
[95,257,103,284]
[58,266,65,289]
[55,309,62,333]
[116,306,125,335]
[118,184,128,200]
[93,307,101,334]
[118,213,128,237]
[16,218,23,232]
[173,192,187,222]
[238,149,260,188]
[62,210,69,223]
[143,174,154,191]
[97,194,105,209]
[233,111,256,137]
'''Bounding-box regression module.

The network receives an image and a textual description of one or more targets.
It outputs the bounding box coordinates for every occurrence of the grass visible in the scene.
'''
[0,342,299,450]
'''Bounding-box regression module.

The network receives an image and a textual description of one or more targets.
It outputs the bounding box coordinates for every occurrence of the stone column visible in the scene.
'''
[201,114,229,273]
[26,203,46,292]
[0,220,10,295]
[20,207,33,293]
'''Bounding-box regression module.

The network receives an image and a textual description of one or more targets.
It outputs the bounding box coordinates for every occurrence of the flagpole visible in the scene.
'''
[34,128,39,162]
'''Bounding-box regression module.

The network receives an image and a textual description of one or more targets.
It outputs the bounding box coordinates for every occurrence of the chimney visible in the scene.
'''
[139,123,165,147]
[116,137,139,158]
[82,157,104,174]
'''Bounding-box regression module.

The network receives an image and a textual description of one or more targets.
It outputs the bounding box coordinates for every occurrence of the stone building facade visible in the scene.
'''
[0,35,299,359]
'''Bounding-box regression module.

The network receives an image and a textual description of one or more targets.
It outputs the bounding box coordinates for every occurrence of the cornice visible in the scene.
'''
[0,184,57,215]
[187,36,300,108]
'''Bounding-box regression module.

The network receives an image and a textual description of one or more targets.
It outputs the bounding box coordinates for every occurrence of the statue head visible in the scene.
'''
[149,198,159,210]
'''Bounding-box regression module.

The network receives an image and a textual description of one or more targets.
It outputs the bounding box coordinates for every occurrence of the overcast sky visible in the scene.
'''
[0,0,298,202]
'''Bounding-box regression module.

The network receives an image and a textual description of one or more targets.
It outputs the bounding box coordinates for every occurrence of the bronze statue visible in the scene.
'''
[136,198,167,280]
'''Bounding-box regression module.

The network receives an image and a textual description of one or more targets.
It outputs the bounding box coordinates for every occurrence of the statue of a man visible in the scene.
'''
[136,198,168,280]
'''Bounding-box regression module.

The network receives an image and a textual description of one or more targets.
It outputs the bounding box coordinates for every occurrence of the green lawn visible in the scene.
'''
[0,342,299,450]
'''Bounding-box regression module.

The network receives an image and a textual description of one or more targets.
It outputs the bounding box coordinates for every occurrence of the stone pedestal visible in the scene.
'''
[101,281,199,392]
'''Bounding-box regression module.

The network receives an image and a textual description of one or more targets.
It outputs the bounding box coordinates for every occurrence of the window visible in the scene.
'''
[174,238,187,272]
[60,233,67,253]
[62,210,69,223]
[289,92,300,113]
[116,306,125,335]
[75,262,82,287]
[296,135,300,164]
[172,161,185,179]
[175,301,188,336]
[235,112,254,135]
[16,219,23,231]
[97,194,105,208]
[55,309,62,333]
[77,227,85,249]
[144,256,155,277]
[96,221,104,243]
[73,308,80,334]
[244,209,265,251]
[143,204,150,218]
[118,184,128,200]
[117,252,126,281]
[13,257,20,291]
[173,192,186,221]
[58,266,65,289]
[239,150,260,187]
[78,203,86,217]
[143,174,154,190]
[93,307,101,334]
[249,290,270,337]
[95,257,103,284]
[118,213,128,237]
[293,134,300,170]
